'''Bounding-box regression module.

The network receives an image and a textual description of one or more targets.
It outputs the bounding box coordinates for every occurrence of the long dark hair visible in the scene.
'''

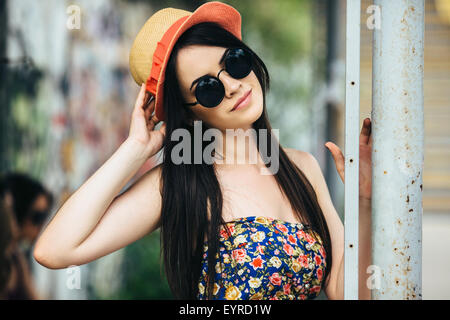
[148,22,332,299]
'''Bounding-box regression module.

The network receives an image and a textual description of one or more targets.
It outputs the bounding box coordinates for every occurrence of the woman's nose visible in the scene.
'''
[219,71,241,98]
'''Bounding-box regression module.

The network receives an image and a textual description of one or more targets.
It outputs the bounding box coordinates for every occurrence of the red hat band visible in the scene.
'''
[145,15,190,96]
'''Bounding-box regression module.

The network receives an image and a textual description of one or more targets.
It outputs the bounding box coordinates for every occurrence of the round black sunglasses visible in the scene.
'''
[183,47,253,108]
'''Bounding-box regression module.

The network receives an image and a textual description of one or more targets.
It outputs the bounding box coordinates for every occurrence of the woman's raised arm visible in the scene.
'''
[34,84,166,269]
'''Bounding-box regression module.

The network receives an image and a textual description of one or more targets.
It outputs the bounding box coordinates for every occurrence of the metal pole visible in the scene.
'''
[344,0,360,300]
[371,0,424,300]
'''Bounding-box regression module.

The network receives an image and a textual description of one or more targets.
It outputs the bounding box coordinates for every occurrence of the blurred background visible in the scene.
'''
[0,0,448,300]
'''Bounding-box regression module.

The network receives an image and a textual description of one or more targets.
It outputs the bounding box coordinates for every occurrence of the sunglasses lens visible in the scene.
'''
[225,48,252,79]
[196,77,225,108]
[190,48,252,109]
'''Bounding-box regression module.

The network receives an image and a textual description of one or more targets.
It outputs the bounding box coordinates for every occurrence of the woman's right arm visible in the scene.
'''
[33,84,166,269]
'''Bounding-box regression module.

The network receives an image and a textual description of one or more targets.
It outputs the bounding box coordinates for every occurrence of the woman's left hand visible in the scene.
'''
[324,117,372,201]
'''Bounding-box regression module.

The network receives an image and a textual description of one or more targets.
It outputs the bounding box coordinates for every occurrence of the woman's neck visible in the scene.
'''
[213,125,266,170]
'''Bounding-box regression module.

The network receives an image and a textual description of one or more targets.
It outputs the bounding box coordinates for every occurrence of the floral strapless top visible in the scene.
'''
[197,216,327,300]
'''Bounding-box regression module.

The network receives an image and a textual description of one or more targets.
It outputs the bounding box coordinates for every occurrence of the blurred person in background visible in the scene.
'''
[0,172,54,299]
[0,191,39,299]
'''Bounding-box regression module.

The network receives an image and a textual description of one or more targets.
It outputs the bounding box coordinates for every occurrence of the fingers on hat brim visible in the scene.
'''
[147,114,161,131]
[143,93,156,112]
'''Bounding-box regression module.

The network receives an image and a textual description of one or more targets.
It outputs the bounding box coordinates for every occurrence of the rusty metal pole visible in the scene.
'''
[371,0,424,299]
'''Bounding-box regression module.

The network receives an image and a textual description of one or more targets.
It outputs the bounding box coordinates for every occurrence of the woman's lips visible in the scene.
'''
[231,90,252,112]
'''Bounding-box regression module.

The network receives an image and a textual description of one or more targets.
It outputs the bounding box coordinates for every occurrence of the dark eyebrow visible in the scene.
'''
[189,48,229,92]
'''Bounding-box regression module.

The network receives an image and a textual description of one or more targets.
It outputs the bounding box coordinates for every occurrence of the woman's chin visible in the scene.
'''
[200,102,263,131]
[227,103,263,128]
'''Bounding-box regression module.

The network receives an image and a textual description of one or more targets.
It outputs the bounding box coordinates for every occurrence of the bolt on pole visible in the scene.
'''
[371,0,424,300]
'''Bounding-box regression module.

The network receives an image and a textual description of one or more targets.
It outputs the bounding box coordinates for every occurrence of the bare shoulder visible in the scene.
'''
[283,147,319,189]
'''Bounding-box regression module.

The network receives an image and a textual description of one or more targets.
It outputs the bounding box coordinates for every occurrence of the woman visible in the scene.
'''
[34,2,373,300]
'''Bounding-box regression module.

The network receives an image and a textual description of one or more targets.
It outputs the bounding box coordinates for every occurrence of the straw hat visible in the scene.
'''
[129,1,242,121]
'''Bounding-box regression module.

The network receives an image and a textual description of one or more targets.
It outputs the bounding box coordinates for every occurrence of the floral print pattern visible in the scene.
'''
[197,216,327,300]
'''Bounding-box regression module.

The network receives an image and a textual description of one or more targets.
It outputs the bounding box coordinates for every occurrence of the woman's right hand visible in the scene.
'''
[127,83,166,159]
